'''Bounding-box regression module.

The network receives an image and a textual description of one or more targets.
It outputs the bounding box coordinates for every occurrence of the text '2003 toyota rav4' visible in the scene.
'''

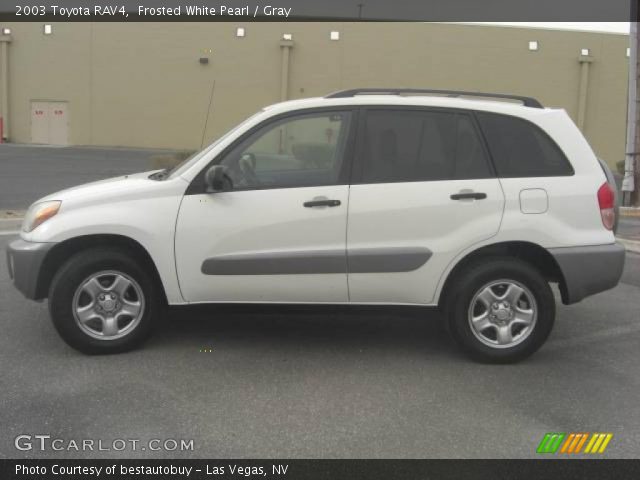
[7,88,625,362]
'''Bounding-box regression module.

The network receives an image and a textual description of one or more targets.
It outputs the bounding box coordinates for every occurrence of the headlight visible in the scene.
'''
[22,200,62,232]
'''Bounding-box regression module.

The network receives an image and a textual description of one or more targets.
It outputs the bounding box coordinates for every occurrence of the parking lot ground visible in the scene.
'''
[0,144,176,210]
[1,234,639,459]
[618,212,640,243]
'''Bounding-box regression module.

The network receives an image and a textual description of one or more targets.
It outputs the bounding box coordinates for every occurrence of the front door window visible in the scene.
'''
[218,111,352,190]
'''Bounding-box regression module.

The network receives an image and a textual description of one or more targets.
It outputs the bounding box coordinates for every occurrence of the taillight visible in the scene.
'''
[597,182,615,230]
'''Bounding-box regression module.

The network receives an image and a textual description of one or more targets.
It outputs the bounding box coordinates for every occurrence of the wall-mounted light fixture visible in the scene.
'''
[580,48,590,56]
[43,24,53,35]
[330,31,340,41]
[236,27,245,38]
[199,48,212,65]
[528,41,538,51]
[627,47,631,58]
[282,33,293,41]
[2,28,11,35]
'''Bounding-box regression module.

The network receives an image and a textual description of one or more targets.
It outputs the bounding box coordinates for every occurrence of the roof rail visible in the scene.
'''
[325,88,544,108]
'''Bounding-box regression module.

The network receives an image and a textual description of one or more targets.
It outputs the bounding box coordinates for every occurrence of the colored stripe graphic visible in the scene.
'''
[537,433,565,453]
[584,433,613,454]
[538,432,613,454]
[560,433,589,453]
[574,433,589,453]
[560,433,575,453]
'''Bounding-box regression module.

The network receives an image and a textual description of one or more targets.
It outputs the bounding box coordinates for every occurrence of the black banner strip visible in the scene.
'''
[0,0,634,22]
[3,459,640,480]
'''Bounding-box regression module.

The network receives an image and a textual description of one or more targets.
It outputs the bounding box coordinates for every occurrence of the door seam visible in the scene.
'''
[345,184,352,302]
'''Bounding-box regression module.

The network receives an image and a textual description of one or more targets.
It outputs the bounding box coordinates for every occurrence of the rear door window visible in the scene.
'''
[476,112,574,177]
[358,109,493,184]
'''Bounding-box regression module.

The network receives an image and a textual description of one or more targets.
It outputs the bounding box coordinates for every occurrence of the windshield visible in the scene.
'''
[166,111,265,179]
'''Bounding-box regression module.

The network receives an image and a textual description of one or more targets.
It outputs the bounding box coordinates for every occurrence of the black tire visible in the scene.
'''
[48,247,159,354]
[445,256,555,363]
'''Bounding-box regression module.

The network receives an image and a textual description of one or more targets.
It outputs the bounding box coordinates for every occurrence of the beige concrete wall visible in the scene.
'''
[0,22,629,167]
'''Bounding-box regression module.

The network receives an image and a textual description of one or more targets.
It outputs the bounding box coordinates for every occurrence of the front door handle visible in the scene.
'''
[450,191,487,201]
[304,199,341,208]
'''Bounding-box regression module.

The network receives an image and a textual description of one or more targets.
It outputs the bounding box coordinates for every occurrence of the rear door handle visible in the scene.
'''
[304,199,341,208]
[450,192,487,201]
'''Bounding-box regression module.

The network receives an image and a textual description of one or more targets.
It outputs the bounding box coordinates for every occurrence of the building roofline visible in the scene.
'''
[443,22,629,36]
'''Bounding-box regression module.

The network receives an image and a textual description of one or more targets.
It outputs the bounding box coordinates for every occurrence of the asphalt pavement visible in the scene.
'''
[1,233,639,459]
[0,144,172,210]
[619,214,640,242]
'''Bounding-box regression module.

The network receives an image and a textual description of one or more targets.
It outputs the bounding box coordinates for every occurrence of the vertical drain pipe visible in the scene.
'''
[0,31,12,142]
[279,38,294,102]
[577,53,593,131]
[278,37,294,153]
[623,19,638,205]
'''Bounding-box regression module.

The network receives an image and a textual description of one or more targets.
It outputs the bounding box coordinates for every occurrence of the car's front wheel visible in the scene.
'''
[48,248,159,354]
[446,257,555,363]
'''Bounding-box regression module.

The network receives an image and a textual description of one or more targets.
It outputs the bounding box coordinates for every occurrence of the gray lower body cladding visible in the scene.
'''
[9,237,623,305]
[549,242,625,304]
[201,247,432,275]
[6,239,55,300]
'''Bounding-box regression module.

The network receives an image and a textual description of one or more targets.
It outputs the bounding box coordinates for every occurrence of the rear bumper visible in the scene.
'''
[549,243,626,305]
[6,239,55,300]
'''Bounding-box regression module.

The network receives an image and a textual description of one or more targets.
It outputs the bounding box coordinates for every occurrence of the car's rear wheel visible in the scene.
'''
[49,248,158,354]
[446,257,555,363]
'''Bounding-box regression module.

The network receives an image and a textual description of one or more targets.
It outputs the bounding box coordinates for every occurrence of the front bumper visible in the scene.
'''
[6,239,55,300]
[549,242,626,305]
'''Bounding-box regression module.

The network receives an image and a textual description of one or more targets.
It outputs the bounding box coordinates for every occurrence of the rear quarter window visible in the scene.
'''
[476,112,574,177]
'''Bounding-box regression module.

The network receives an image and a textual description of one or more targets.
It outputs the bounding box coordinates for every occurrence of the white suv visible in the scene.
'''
[7,88,625,362]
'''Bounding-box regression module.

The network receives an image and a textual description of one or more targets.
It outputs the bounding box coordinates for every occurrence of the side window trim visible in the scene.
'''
[470,110,499,178]
[350,106,369,185]
[350,106,496,185]
[185,107,358,195]
[461,111,497,178]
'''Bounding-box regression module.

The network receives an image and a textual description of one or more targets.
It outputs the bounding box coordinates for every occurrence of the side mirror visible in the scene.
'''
[204,165,232,193]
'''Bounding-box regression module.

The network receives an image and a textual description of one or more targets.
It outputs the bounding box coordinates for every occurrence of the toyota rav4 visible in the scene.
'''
[6,88,625,362]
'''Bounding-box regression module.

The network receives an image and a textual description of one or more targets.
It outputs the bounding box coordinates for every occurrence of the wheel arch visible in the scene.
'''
[35,234,168,304]
[437,241,568,307]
